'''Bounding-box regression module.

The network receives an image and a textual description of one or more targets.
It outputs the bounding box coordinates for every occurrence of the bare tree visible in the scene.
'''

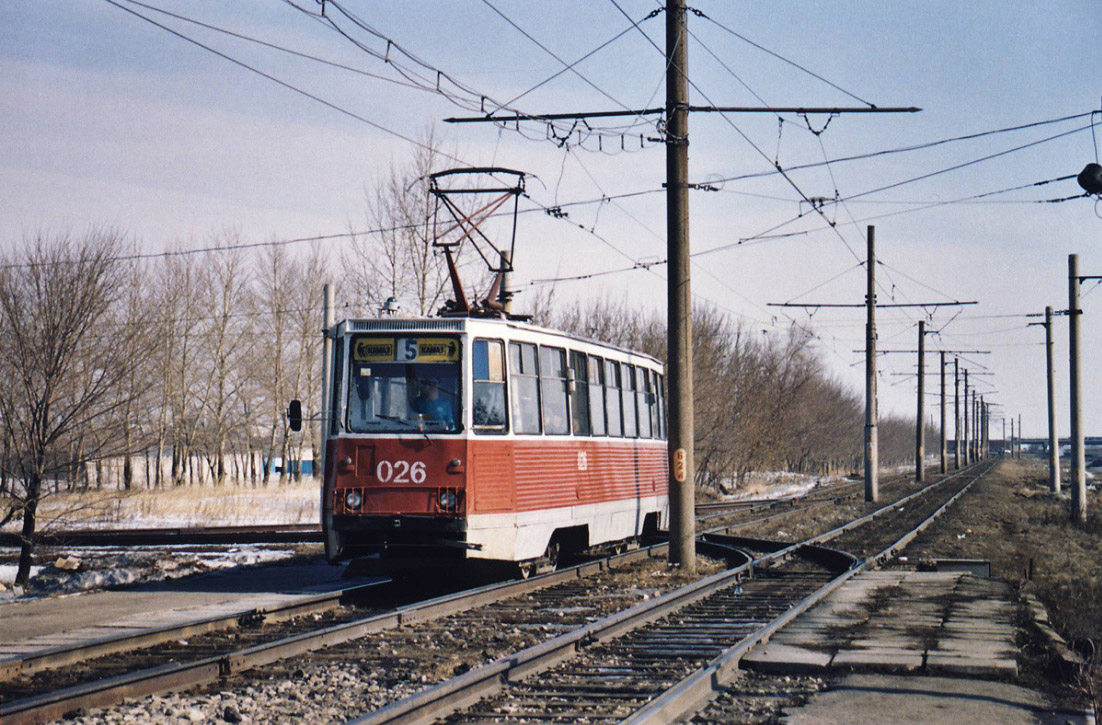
[198,242,251,485]
[0,231,152,586]
[344,130,491,318]
[289,245,330,481]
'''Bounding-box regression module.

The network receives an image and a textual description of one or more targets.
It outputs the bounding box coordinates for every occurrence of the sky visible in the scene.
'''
[3,1,1101,439]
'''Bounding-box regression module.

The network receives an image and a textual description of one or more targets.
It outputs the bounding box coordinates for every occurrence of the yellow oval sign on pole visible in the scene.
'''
[673,448,687,483]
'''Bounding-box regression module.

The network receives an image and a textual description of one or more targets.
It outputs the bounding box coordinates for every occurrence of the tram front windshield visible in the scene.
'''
[347,348,461,434]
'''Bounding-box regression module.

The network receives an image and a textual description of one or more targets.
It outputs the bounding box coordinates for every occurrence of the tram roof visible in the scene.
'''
[337,316,663,367]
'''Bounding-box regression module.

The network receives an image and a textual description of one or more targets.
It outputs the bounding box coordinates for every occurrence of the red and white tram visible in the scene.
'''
[317,316,669,574]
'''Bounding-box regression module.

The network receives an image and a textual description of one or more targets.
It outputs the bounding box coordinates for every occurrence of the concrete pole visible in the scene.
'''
[982,394,991,458]
[954,359,961,469]
[320,283,334,473]
[1045,306,1060,492]
[864,226,879,503]
[1003,418,1006,457]
[974,392,982,460]
[963,370,970,465]
[665,0,696,570]
[1017,413,1022,459]
[940,351,947,474]
[1070,255,1086,523]
[320,283,336,560]
[1010,417,1015,461]
[915,321,926,482]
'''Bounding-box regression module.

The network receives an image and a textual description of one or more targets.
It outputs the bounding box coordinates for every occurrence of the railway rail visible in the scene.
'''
[1,545,689,724]
[1,475,869,550]
[0,523,323,548]
[0,469,912,688]
[0,478,834,687]
[0,461,991,724]
[354,461,991,724]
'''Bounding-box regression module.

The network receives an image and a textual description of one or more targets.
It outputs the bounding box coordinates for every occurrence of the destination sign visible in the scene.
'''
[416,338,459,362]
[352,338,395,362]
[353,336,459,363]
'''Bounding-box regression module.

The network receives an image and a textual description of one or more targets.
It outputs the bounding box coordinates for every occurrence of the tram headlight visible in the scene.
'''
[345,490,363,509]
[438,491,457,510]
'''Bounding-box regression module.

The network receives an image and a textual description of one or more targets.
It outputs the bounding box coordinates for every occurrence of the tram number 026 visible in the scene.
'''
[375,460,427,484]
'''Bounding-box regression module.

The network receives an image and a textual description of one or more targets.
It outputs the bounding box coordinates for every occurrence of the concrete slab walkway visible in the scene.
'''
[744,569,1018,676]
[0,561,381,661]
[782,673,1093,724]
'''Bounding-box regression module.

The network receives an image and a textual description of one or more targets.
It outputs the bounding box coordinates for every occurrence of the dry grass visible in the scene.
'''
[3,478,319,531]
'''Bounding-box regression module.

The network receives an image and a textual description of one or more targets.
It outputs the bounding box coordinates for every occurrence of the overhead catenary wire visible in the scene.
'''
[102,0,468,165]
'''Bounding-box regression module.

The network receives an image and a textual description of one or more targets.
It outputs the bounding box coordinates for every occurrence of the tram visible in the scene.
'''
[317,316,668,574]
[295,168,669,575]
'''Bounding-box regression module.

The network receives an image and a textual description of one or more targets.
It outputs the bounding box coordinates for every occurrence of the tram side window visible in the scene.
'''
[509,342,542,434]
[570,351,591,436]
[588,356,606,436]
[330,338,344,435]
[656,373,667,439]
[636,366,653,438]
[649,370,662,439]
[622,364,638,438]
[540,346,570,435]
[605,360,623,437]
[473,339,507,432]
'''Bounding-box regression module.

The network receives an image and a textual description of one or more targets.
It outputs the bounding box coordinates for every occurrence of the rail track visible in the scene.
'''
[354,461,992,724]
[1,461,991,724]
[0,523,323,548]
[0,469,908,686]
[1,474,871,550]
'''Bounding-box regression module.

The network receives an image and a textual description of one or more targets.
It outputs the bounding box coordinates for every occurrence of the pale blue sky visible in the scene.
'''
[3,1,1101,436]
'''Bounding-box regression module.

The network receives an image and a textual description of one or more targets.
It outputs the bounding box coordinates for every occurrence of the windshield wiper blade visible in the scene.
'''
[377,414,431,442]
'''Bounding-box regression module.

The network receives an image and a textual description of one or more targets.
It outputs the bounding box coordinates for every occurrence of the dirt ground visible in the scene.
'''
[895,457,1102,714]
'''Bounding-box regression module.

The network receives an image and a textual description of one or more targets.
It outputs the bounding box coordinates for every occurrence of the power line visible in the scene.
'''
[102,0,468,165]
[703,111,1094,186]
[696,11,873,107]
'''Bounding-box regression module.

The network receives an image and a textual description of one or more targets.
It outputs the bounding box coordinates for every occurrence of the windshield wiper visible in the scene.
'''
[377,414,431,442]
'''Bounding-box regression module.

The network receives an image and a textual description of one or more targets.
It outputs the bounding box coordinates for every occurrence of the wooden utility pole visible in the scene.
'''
[865,226,878,502]
[666,0,695,571]
[915,320,926,482]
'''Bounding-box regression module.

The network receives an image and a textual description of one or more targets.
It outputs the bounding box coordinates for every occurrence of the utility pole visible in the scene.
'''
[1031,307,1061,489]
[865,226,878,502]
[915,320,926,482]
[981,397,987,459]
[954,359,961,468]
[666,0,695,571]
[1002,418,1006,457]
[1016,413,1021,458]
[940,351,947,473]
[963,369,970,465]
[320,283,337,561]
[772,232,973,500]
[975,391,981,461]
[447,6,921,566]
[1045,306,1060,492]
[1069,254,1087,521]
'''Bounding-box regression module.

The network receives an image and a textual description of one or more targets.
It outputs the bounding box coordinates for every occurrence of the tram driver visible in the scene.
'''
[411,377,455,427]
